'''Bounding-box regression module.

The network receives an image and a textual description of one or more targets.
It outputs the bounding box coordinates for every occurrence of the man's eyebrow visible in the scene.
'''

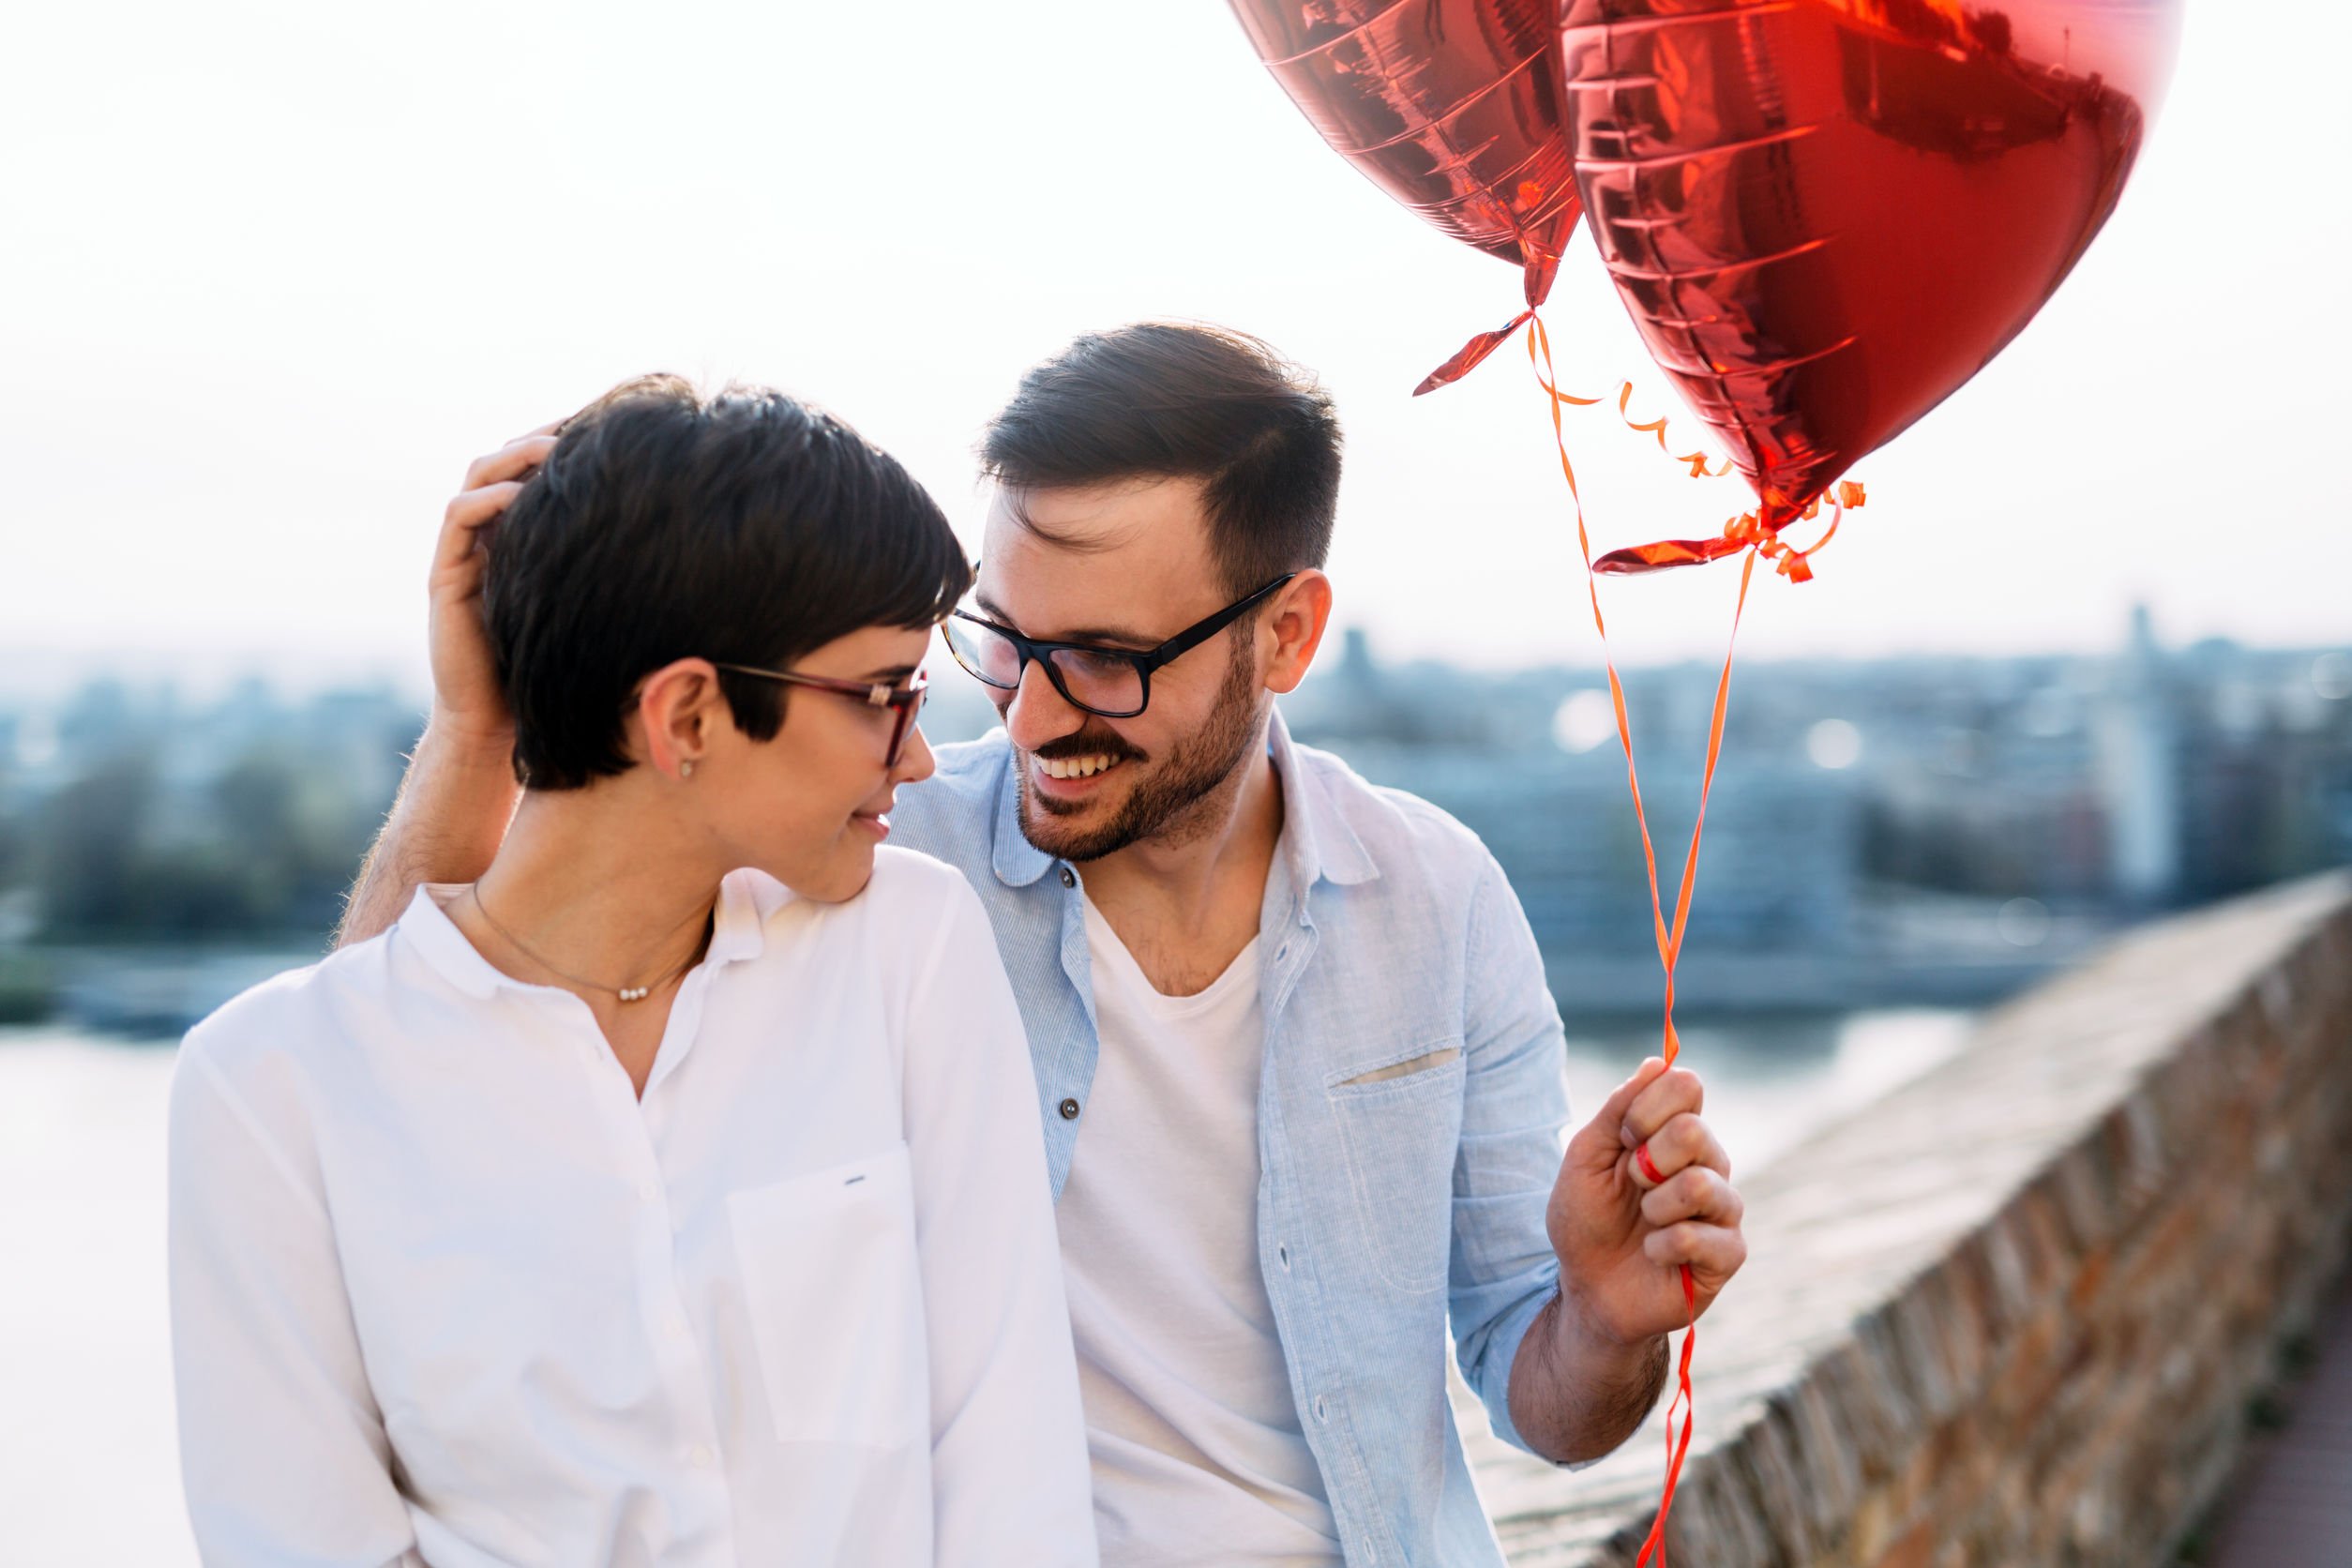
[1060,627,1156,649]
[971,593,1153,648]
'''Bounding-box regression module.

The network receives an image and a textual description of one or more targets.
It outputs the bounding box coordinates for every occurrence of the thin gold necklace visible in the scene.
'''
[467,885,710,1003]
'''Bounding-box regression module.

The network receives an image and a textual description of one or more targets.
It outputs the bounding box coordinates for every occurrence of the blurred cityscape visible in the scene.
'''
[1288,609,2352,1013]
[1,606,2345,1032]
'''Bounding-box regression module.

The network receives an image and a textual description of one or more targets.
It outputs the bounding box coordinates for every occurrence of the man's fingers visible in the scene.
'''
[1638,1167,1742,1231]
[433,481,524,579]
[1621,1065,1703,1149]
[1594,1058,1668,1134]
[1643,1220,1746,1282]
[1568,1057,1669,1165]
[461,433,558,492]
[1628,1112,1730,1190]
[433,435,556,584]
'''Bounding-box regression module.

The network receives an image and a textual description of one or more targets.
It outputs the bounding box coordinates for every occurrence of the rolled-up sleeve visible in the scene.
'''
[1446,850,1571,1459]
[900,881,1098,1567]
[167,1038,421,1566]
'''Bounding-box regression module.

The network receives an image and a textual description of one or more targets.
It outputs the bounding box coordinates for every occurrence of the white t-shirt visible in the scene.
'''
[1058,894,1344,1566]
[167,851,1095,1568]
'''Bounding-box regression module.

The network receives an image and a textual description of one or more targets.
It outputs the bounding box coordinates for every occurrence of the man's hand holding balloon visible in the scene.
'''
[1552,1059,1744,1349]
[1506,1057,1745,1464]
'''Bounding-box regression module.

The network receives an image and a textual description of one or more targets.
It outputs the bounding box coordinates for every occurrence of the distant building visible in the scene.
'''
[2094,604,2181,907]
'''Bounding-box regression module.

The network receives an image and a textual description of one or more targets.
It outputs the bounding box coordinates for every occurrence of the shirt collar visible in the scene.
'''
[398,872,778,1000]
[1267,708,1379,889]
[990,750,1056,888]
[988,707,1378,892]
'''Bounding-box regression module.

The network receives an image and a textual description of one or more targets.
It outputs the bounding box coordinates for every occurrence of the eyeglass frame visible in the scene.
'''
[710,662,929,768]
[943,571,1299,719]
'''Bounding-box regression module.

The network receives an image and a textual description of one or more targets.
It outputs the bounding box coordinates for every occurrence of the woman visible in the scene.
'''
[167,376,1095,1566]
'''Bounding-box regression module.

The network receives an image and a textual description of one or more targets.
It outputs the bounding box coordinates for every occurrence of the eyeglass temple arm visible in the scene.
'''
[1140,573,1299,668]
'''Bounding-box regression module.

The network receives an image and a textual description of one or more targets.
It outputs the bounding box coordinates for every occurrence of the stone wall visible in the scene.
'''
[1463,871,2352,1567]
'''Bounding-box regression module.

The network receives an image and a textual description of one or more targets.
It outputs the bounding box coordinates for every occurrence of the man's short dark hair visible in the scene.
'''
[487,374,971,791]
[978,323,1342,596]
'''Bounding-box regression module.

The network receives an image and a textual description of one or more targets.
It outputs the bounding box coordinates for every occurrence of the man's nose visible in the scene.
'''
[1004,659,1085,751]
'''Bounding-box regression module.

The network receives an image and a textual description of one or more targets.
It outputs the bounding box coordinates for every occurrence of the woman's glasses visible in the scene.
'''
[712,664,928,768]
[942,573,1296,719]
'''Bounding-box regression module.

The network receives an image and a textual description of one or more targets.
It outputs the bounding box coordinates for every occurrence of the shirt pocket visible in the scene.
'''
[728,1143,928,1449]
[1324,1038,1468,1294]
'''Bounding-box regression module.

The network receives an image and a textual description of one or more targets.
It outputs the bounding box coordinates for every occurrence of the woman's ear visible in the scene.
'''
[633,658,728,781]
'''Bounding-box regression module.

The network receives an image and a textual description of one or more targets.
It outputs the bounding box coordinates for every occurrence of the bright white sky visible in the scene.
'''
[3,0,2345,698]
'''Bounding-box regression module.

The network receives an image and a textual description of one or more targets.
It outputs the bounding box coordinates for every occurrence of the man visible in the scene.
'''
[341,324,1747,1565]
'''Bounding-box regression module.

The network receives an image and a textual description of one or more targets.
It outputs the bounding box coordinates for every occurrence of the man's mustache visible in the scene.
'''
[1029,731,1146,765]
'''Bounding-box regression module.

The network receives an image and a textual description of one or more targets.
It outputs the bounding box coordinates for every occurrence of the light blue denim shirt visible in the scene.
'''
[889,710,1571,1567]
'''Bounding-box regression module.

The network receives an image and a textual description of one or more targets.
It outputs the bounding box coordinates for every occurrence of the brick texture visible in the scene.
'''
[1460,871,2352,1567]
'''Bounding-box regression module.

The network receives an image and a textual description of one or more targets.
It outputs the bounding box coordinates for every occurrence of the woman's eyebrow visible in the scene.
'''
[860,664,920,684]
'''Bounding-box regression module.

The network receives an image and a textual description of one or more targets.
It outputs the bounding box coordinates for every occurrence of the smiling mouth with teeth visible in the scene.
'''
[1037,753,1124,780]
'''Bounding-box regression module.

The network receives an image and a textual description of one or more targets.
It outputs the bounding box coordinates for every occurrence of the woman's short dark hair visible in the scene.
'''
[486,374,971,791]
[978,323,1342,596]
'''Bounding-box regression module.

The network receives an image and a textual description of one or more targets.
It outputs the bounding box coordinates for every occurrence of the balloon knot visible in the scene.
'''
[1721,512,1766,547]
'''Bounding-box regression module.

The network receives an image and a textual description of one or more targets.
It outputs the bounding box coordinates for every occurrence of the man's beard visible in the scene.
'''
[1014,636,1264,864]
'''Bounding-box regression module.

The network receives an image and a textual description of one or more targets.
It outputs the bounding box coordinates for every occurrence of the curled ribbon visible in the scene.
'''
[1594,479,1868,580]
[1420,315,1736,482]
[1421,306,1874,566]
[1547,381,1737,480]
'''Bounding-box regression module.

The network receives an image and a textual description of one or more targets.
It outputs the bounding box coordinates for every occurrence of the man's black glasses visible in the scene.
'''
[942,573,1297,719]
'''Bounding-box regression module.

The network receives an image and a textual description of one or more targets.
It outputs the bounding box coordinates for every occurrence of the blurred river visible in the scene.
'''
[0,1005,1972,1564]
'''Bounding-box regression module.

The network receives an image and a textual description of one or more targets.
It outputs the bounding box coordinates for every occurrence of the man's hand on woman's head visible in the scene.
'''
[332,424,564,948]
[429,425,560,752]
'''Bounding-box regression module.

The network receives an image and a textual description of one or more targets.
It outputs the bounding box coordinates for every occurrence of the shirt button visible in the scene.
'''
[1058,866,1076,888]
[1313,1395,1328,1423]
[1058,1097,1081,1121]
[637,1181,661,1203]
[687,1443,716,1469]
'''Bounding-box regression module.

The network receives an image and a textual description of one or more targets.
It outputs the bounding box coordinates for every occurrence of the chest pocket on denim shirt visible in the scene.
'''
[730,1143,927,1448]
[1326,1039,1467,1293]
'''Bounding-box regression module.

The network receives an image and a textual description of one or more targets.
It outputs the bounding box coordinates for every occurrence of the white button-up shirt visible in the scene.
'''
[168,851,1095,1567]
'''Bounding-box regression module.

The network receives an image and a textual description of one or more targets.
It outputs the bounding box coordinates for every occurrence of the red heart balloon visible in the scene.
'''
[1557,0,2181,565]
[1229,0,1586,384]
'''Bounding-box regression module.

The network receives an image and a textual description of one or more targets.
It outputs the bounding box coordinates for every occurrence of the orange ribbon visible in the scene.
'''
[1591,479,1866,579]
[1429,310,1738,483]
[1527,313,1767,1567]
[1545,379,1738,479]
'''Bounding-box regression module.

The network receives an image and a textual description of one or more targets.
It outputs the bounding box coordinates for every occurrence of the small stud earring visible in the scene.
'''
[681,761,696,779]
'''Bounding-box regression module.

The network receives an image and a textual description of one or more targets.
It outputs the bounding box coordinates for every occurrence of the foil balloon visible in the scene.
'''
[1557,0,2182,571]
[1228,0,1587,387]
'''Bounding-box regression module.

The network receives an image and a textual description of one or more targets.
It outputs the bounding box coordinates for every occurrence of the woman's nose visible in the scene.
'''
[894,721,937,785]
